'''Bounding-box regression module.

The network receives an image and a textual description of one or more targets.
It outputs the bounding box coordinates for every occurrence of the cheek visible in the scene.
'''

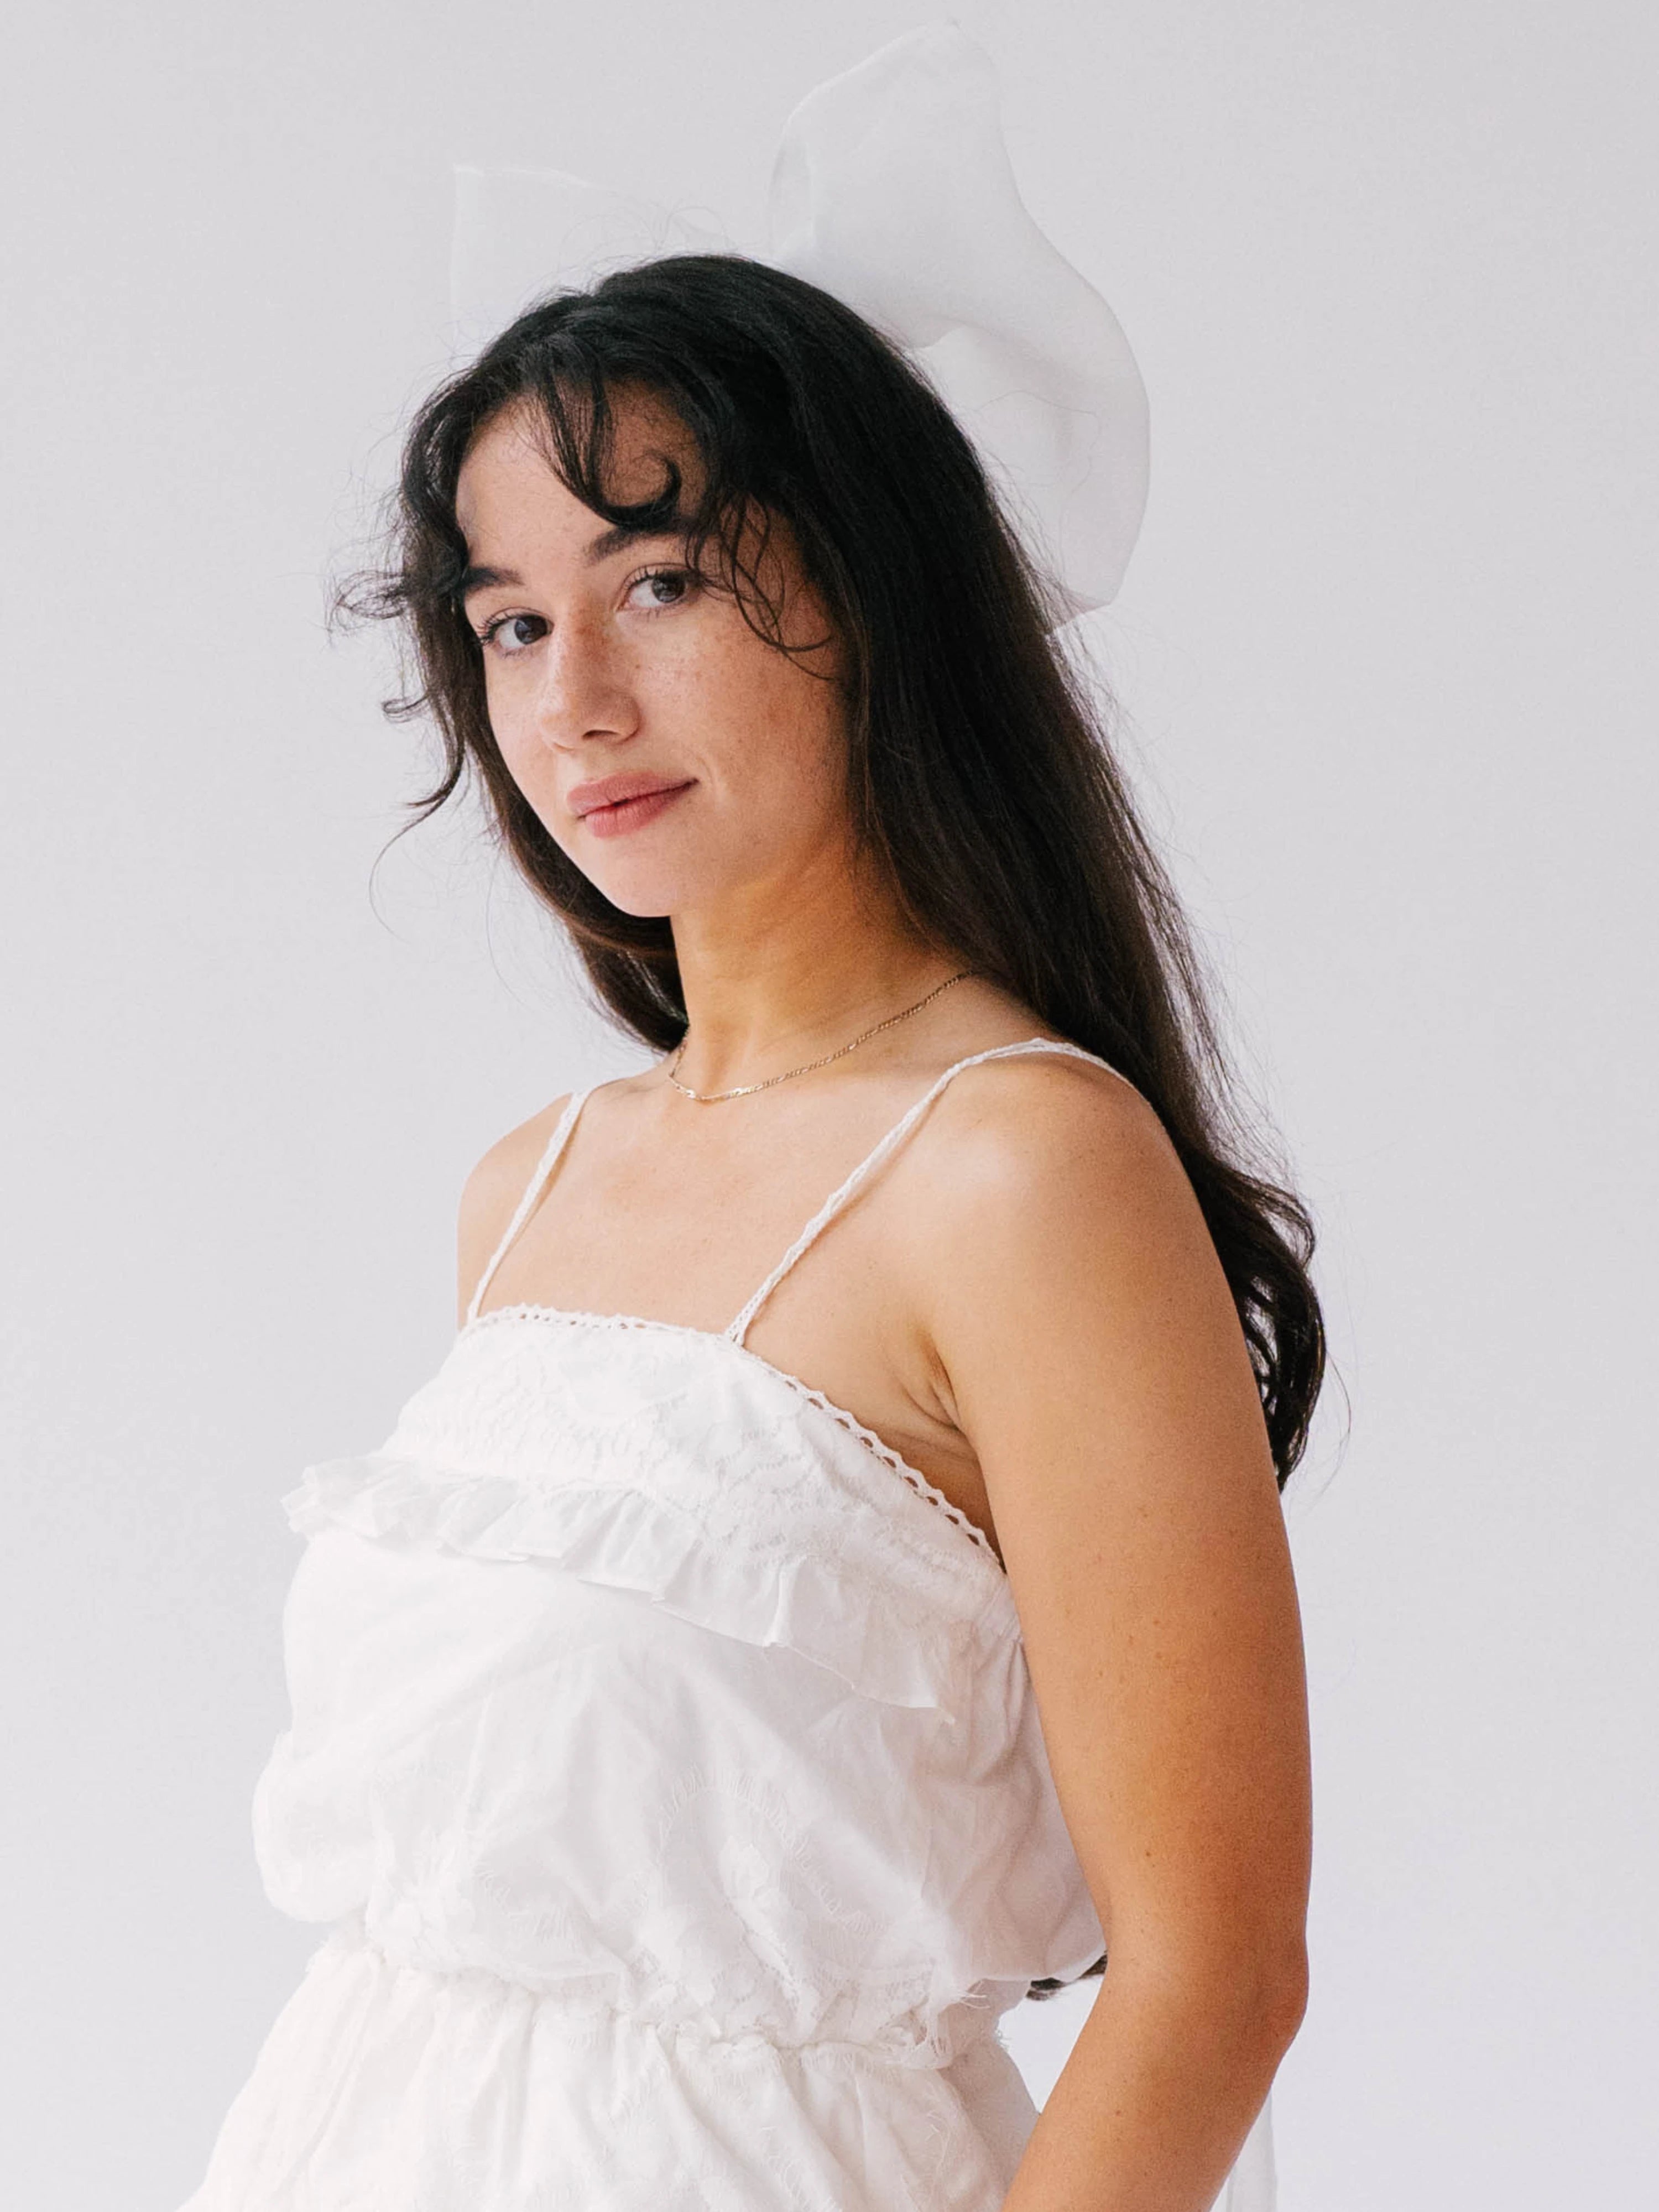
[478,669,535,771]
[708,644,848,814]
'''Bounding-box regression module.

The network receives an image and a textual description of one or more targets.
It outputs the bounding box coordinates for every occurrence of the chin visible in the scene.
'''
[596,883,676,921]
[575,859,703,922]
[561,828,778,924]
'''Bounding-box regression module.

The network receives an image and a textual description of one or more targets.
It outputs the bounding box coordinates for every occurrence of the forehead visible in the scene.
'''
[455,386,702,540]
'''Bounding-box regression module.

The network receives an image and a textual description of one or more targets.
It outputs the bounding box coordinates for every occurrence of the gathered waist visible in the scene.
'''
[321,1912,1010,2075]
[182,1914,1040,2210]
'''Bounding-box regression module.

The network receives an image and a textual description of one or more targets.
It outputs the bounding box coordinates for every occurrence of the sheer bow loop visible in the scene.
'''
[448,24,1148,620]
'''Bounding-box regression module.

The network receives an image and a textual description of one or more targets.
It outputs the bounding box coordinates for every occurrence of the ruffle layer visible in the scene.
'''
[284,1453,1016,1716]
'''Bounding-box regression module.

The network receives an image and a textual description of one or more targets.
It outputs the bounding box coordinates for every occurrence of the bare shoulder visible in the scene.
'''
[905,1041,1272,1541]
[911,1045,1195,1251]
[903,1042,1242,1402]
[455,1093,575,1326]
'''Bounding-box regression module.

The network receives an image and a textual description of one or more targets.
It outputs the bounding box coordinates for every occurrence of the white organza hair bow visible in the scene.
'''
[449,23,1149,623]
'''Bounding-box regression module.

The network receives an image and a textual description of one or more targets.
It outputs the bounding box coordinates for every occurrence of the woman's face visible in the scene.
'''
[454,390,852,922]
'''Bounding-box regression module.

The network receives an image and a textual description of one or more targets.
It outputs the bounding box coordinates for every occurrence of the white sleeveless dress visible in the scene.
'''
[180,1039,1275,2212]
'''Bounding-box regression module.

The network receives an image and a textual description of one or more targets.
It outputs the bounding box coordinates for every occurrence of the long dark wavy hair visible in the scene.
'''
[340,253,1326,1504]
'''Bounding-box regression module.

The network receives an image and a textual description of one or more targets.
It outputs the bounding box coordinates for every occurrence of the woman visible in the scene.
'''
[182,254,1319,2212]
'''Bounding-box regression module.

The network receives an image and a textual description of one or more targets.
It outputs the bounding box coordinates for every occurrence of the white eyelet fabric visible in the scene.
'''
[180,1042,1135,2211]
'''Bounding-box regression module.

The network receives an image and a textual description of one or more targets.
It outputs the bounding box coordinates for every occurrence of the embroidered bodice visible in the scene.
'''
[182,1040,1214,2211]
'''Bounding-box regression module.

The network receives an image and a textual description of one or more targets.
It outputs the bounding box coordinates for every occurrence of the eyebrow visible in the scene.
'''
[457,515,696,602]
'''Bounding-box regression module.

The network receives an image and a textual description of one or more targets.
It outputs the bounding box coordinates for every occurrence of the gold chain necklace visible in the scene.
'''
[664,972,974,1103]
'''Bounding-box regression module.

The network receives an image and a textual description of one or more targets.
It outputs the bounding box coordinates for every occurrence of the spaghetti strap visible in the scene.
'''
[724,1037,1130,1348]
[465,1087,594,1327]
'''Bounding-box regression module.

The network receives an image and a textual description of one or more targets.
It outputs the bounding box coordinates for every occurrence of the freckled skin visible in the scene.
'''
[456,391,857,928]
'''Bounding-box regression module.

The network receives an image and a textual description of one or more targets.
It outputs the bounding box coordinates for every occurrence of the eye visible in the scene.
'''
[624,565,700,612]
[476,611,547,658]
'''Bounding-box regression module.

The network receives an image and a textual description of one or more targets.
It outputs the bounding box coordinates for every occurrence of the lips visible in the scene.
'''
[568,772,693,818]
[567,772,696,842]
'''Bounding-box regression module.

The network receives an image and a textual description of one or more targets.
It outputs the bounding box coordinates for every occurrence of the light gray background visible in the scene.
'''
[3,3,1654,2206]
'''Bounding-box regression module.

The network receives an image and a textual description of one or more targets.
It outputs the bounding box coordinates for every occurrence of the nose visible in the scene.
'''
[526,608,639,752]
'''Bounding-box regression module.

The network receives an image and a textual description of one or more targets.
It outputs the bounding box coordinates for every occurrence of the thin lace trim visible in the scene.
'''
[463,1302,1004,1569]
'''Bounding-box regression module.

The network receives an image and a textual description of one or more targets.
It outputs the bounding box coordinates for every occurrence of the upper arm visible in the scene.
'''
[920,1058,1311,1987]
[455,1095,572,1330]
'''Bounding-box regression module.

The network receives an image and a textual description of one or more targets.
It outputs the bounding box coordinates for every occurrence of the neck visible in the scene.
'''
[666,844,961,1094]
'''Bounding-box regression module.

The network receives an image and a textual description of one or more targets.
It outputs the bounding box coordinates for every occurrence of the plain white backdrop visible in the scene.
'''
[3,3,1654,2206]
